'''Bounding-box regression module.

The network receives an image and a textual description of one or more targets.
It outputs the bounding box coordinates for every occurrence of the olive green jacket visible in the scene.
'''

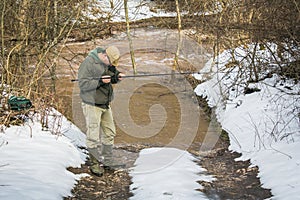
[78,47,120,107]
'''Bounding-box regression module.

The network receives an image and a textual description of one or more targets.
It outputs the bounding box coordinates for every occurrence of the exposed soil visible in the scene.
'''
[67,164,133,200]
[199,147,272,200]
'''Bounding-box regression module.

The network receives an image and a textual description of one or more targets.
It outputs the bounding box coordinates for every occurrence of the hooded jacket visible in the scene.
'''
[78,47,120,108]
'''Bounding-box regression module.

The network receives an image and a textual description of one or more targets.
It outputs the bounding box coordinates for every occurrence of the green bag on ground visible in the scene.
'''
[8,96,32,111]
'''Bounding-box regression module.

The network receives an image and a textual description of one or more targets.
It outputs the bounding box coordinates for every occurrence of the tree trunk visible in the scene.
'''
[1,0,6,85]
[172,0,182,81]
[124,0,137,74]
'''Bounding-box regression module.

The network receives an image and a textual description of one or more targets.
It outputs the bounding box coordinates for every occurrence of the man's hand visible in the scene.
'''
[101,75,111,83]
[118,73,125,81]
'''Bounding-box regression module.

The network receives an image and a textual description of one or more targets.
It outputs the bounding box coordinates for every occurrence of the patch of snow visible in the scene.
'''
[129,147,214,200]
[0,111,87,200]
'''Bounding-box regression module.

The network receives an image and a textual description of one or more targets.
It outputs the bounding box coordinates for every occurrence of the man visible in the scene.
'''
[78,45,125,176]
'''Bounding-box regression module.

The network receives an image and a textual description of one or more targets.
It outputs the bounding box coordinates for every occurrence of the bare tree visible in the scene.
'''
[0,0,86,111]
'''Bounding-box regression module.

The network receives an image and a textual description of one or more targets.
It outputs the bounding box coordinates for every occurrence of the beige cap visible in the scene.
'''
[106,46,120,66]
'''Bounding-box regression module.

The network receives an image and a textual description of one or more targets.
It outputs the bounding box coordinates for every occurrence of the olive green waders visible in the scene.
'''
[89,152,104,176]
[101,144,125,170]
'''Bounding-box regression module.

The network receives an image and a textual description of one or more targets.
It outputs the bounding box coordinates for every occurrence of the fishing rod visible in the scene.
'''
[70,71,201,82]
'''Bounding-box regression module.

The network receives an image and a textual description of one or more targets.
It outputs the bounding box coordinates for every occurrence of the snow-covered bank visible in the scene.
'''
[194,44,300,199]
[0,111,87,200]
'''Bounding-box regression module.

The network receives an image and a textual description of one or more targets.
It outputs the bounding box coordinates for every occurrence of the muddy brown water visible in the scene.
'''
[53,28,219,152]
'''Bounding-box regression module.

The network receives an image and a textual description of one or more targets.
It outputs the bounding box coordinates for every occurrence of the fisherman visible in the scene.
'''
[78,45,125,176]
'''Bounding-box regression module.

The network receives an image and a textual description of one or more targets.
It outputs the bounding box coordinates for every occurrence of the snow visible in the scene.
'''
[85,0,177,22]
[194,43,300,200]
[0,111,87,200]
[129,148,214,200]
[1,1,300,199]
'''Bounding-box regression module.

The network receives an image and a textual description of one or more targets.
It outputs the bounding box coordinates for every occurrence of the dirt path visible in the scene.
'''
[63,29,272,199]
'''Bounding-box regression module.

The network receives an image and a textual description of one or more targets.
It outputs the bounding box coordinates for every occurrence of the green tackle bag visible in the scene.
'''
[8,96,32,111]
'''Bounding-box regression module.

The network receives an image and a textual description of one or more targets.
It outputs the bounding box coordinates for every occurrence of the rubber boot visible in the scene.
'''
[88,151,104,177]
[88,147,101,161]
[101,144,125,170]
